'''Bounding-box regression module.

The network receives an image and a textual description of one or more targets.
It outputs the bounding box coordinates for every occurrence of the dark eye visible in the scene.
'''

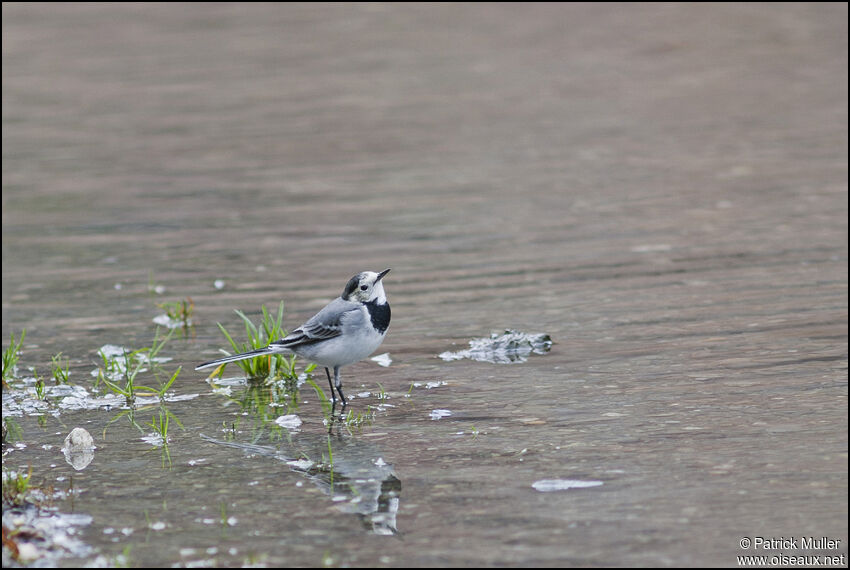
[360,285,368,291]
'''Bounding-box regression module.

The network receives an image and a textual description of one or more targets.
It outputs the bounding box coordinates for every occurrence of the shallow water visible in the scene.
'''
[2,3,847,567]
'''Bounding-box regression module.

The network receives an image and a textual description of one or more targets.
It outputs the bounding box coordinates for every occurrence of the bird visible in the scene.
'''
[196,269,391,415]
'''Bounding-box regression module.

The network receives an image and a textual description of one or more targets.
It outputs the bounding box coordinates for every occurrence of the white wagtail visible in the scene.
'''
[196,269,391,413]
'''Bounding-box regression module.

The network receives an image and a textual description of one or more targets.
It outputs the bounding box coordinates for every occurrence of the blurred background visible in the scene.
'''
[2,3,847,567]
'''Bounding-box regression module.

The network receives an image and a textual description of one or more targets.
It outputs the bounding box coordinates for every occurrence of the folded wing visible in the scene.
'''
[270,298,357,348]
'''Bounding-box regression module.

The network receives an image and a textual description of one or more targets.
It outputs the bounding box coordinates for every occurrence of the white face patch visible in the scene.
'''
[360,272,383,302]
[343,271,387,303]
[354,273,375,302]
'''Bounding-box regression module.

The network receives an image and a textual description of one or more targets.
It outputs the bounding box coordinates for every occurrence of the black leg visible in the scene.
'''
[325,367,337,415]
[333,366,347,413]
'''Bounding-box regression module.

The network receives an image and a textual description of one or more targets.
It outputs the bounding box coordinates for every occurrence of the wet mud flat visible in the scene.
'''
[2,3,847,567]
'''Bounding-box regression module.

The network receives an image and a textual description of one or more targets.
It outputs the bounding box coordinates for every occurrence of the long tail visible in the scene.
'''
[195,347,277,371]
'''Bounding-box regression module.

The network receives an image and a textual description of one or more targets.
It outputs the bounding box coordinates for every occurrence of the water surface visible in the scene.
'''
[2,3,847,567]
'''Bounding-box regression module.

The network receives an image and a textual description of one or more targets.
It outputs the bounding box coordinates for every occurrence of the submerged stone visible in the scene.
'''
[62,427,94,452]
[62,427,95,470]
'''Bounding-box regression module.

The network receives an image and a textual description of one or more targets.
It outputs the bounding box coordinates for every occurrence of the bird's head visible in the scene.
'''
[342,268,390,303]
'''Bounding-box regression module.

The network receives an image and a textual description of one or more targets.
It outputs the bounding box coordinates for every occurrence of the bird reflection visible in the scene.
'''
[200,430,401,535]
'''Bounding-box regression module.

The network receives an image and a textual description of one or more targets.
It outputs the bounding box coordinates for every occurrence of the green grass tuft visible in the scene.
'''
[1,466,32,507]
[211,301,307,381]
[50,352,70,384]
[95,328,179,406]
[2,329,26,385]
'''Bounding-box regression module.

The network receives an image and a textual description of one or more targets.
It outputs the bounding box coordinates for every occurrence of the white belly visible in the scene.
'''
[291,328,387,368]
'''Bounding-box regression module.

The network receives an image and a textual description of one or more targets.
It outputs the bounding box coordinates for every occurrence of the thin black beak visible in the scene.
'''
[376,268,391,281]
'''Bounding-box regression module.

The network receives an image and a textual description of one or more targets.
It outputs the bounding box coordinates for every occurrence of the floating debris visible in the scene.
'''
[1,507,94,565]
[631,244,672,253]
[532,479,604,492]
[430,409,452,420]
[274,414,303,430]
[90,343,172,383]
[152,313,192,329]
[412,380,447,389]
[2,379,197,418]
[371,353,392,367]
[141,433,166,447]
[439,330,553,364]
[286,458,315,471]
